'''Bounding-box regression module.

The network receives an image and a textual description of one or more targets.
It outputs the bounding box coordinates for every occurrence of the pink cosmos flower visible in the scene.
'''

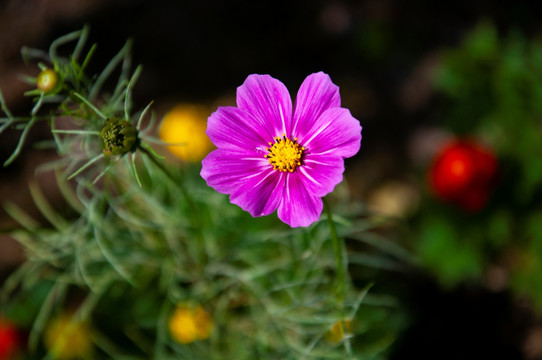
[201,72,362,227]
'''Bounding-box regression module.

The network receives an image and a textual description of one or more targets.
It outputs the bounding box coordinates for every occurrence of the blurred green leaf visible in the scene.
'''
[417,216,482,287]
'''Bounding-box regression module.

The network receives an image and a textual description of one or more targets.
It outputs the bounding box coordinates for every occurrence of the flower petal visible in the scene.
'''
[230,170,284,217]
[202,72,362,229]
[206,106,271,151]
[236,74,293,138]
[292,72,341,137]
[301,107,362,158]
[201,148,269,195]
[277,172,323,227]
[299,153,345,197]
[201,148,283,217]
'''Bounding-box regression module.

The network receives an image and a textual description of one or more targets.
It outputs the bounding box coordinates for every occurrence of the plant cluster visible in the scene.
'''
[413,21,542,308]
[0,28,405,359]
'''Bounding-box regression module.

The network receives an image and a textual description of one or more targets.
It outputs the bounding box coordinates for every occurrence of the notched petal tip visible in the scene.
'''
[236,74,293,136]
[292,71,342,137]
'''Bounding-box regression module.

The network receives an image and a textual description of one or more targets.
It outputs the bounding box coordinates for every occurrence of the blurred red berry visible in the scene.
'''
[0,318,19,360]
[428,139,498,212]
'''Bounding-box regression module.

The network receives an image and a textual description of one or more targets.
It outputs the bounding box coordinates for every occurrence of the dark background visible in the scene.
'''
[2,1,542,359]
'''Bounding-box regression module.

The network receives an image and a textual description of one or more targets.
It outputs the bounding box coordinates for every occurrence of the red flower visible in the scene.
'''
[0,318,19,360]
[428,139,498,212]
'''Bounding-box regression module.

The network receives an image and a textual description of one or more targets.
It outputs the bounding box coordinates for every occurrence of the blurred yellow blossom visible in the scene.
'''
[325,319,353,343]
[159,104,213,162]
[44,312,92,359]
[169,303,212,344]
[367,180,420,218]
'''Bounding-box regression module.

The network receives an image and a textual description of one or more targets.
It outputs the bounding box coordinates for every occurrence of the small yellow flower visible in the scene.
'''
[44,312,92,359]
[36,68,58,93]
[159,104,213,162]
[169,303,212,344]
[325,319,353,343]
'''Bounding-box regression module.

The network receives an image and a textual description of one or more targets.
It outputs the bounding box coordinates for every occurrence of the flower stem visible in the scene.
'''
[323,198,346,304]
[138,145,195,211]
[138,145,208,264]
[324,198,353,355]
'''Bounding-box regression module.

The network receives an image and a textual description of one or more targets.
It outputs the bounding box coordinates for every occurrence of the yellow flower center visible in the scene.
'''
[265,134,305,172]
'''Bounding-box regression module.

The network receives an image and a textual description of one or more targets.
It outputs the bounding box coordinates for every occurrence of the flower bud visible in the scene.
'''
[101,118,138,156]
[325,319,353,343]
[44,312,92,359]
[36,68,58,93]
[169,303,212,344]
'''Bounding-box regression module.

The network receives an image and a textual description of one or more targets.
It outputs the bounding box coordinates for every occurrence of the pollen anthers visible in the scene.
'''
[265,134,305,172]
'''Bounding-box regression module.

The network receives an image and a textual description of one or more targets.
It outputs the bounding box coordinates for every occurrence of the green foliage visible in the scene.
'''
[0,28,405,359]
[415,20,542,307]
[435,20,542,202]
[416,213,483,287]
[510,211,542,312]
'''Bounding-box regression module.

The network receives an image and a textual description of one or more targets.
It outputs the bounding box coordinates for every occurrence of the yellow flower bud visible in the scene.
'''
[36,68,58,93]
[169,303,212,344]
[44,312,93,359]
[325,319,353,343]
[159,104,213,162]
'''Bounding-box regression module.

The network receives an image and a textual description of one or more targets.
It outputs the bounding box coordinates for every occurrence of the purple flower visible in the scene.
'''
[200,72,362,227]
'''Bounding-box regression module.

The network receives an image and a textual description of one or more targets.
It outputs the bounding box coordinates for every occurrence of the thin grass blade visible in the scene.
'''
[89,40,132,101]
[93,226,136,286]
[73,92,107,120]
[130,152,143,187]
[72,24,90,62]
[29,181,67,230]
[52,129,101,135]
[28,281,68,351]
[136,100,154,130]
[124,65,142,120]
[0,89,14,119]
[4,117,37,166]
[31,92,44,116]
[48,28,83,61]
[67,153,105,180]
[20,46,50,63]
[91,156,120,185]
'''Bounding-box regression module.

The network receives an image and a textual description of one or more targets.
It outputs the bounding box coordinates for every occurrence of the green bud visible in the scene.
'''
[101,118,138,156]
[36,68,58,92]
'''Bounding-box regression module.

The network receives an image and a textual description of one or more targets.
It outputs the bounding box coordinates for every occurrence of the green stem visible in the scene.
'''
[323,198,346,304]
[138,145,208,264]
[324,198,352,355]
[138,145,189,200]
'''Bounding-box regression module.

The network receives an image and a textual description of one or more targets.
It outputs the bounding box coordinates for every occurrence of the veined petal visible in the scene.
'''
[206,106,271,151]
[299,154,345,197]
[201,148,269,195]
[236,74,293,138]
[292,72,341,137]
[230,169,284,217]
[202,72,362,228]
[301,107,361,158]
[277,172,323,227]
